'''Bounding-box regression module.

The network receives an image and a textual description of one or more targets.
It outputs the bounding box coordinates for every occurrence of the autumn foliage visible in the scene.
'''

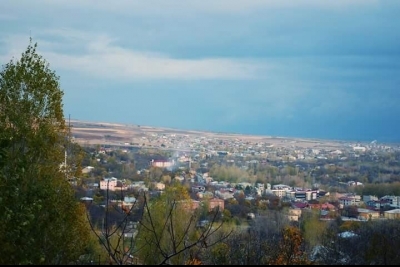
[271,226,310,265]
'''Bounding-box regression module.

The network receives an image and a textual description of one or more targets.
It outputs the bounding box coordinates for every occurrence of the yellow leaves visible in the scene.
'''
[303,214,327,248]
[339,220,361,232]
[163,183,191,202]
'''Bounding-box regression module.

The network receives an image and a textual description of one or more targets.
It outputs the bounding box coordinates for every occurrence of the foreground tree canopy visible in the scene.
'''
[0,40,92,264]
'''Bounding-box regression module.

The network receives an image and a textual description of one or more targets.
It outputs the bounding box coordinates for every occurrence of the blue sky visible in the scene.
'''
[1,0,400,143]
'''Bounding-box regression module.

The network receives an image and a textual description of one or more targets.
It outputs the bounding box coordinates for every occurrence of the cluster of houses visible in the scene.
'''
[97,175,225,213]
[129,128,398,164]
[94,172,400,222]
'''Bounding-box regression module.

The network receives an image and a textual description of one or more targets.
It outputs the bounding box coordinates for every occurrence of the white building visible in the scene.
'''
[100,177,127,191]
[151,159,174,168]
[100,177,118,191]
[353,146,366,152]
[381,195,400,208]
[339,194,362,207]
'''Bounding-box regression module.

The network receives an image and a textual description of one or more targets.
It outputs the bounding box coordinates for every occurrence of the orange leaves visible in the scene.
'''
[185,258,202,265]
[272,226,310,265]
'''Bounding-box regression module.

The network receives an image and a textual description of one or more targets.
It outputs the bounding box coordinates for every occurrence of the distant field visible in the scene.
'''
[69,119,348,149]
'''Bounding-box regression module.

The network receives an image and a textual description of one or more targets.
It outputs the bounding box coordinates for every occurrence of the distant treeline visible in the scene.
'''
[355,182,400,198]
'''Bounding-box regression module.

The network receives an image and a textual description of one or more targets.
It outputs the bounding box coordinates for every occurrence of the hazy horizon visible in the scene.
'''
[2,1,400,144]
[68,117,398,145]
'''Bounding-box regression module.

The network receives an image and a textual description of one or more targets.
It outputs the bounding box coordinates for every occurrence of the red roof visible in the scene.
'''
[292,202,309,209]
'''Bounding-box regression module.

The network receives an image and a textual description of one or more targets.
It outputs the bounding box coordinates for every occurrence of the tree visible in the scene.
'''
[270,226,309,265]
[361,220,400,265]
[301,209,327,250]
[313,220,350,265]
[0,40,92,264]
[86,182,232,265]
[135,184,232,265]
[203,211,289,265]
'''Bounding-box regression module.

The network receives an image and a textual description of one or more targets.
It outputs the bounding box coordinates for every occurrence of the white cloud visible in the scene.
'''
[0,30,266,80]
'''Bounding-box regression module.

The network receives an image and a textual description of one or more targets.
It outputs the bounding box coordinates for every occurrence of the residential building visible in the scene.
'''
[154,182,165,191]
[208,198,225,211]
[357,208,380,220]
[100,177,127,191]
[384,209,400,219]
[380,195,400,208]
[151,159,174,168]
[100,177,117,191]
[339,194,362,207]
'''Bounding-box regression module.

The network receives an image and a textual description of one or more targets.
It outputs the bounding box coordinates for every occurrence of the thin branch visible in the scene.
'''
[139,193,169,259]
[158,206,233,265]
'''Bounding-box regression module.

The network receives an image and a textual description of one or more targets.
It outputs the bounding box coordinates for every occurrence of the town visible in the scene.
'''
[69,120,400,261]
[67,121,400,264]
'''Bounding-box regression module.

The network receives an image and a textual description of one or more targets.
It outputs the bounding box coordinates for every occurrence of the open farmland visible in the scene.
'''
[70,120,349,150]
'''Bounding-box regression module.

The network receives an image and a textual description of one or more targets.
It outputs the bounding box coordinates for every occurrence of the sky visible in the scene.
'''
[1,0,400,143]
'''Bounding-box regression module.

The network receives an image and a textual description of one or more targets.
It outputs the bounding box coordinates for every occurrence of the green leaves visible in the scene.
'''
[0,39,91,264]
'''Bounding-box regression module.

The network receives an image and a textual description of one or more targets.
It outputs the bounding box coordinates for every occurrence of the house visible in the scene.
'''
[271,184,292,198]
[309,202,336,211]
[154,182,165,191]
[339,197,357,207]
[192,186,205,193]
[347,181,363,186]
[287,189,318,201]
[363,195,379,203]
[357,208,380,220]
[291,202,309,209]
[271,189,289,198]
[287,208,302,221]
[353,146,366,152]
[177,199,200,211]
[318,191,329,198]
[82,166,94,174]
[208,198,224,212]
[100,177,117,191]
[151,159,174,168]
[272,184,292,190]
[380,195,400,208]
[384,209,400,219]
[365,200,381,210]
[80,197,93,201]
[215,189,235,200]
[128,181,148,192]
[122,221,138,238]
[118,196,137,212]
[338,194,362,207]
[100,177,127,191]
